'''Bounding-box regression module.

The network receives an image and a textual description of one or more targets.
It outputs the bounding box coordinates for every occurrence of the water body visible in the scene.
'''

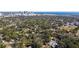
[32,12,79,15]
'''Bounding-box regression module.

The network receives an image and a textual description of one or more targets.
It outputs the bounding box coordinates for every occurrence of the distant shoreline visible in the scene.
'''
[0,11,79,17]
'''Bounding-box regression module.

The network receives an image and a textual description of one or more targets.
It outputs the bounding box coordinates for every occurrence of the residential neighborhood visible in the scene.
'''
[0,14,79,48]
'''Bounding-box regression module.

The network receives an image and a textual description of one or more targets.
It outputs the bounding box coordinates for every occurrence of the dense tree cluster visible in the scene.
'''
[0,15,79,48]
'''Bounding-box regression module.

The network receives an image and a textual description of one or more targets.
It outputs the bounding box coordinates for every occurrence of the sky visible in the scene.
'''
[0,0,79,11]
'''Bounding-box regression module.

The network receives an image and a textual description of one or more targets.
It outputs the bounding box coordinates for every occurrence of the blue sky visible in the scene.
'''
[0,0,79,11]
